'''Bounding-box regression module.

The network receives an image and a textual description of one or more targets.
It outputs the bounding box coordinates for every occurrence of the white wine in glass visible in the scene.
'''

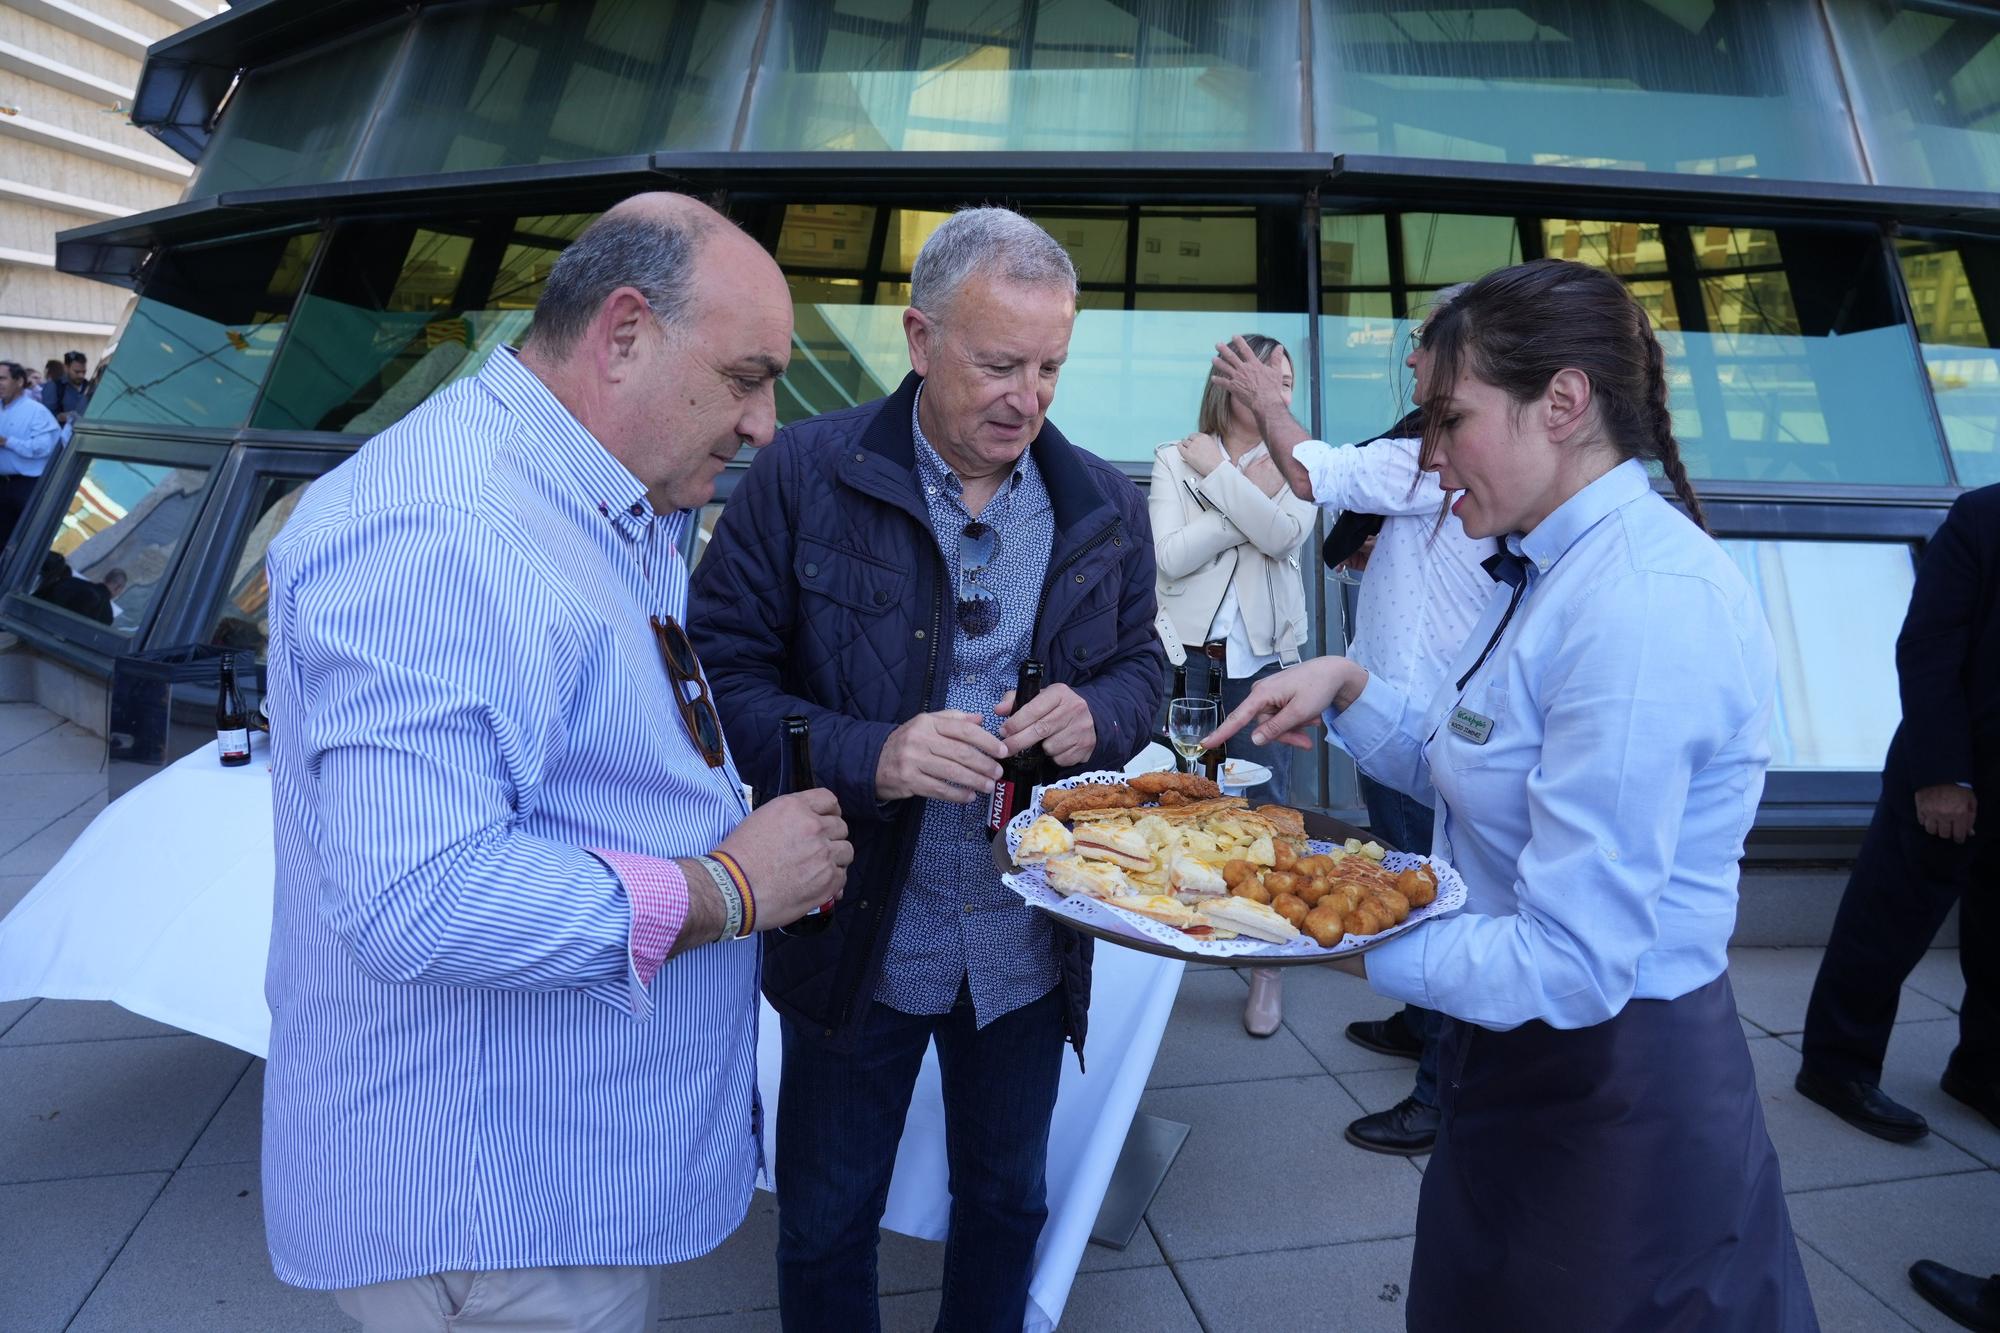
[1167,698,1219,774]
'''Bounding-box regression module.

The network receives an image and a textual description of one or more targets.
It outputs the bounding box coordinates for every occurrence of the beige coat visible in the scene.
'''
[1149,439,1316,666]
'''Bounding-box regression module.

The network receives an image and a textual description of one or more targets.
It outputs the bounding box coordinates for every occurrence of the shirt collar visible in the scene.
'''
[476,347,656,534]
[1510,457,1651,575]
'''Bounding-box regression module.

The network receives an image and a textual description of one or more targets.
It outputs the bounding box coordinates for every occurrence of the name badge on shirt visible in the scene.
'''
[1447,706,1494,746]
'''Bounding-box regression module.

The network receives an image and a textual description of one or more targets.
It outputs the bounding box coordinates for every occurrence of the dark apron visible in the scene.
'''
[1409,974,1819,1333]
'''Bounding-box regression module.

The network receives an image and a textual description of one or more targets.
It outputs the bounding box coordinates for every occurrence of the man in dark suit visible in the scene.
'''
[1797,483,2000,1141]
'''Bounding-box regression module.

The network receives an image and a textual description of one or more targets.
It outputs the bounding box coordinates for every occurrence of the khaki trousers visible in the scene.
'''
[333,1264,661,1332]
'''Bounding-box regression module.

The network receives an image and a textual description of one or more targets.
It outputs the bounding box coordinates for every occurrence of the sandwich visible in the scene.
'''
[1015,814,1074,864]
[1254,804,1307,839]
[1200,895,1302,944]
[1072,823,1153,873]
[1045,856,1132,900]
[1103,893,1198,929]
[1167,852,1227,902]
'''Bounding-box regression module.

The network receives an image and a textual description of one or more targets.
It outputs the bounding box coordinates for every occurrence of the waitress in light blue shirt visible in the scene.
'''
[1208,260,1818,1332]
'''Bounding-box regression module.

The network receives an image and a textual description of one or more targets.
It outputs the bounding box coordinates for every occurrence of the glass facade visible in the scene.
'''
[1829,0,2000,194]
[255,213,597,434]
[1318,211,1949,485]
[34,456,213,636]
[191,24,404,195]
[1312,0,1864,181]
[1898,236,2000,489]
[207,475,315,657]
[91,230,322,431]
[745,0,1301,152]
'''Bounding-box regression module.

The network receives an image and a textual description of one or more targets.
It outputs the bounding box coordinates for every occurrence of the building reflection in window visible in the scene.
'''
[208,476,317,658]
[35,458,211,633]
[1897,236,2000,488]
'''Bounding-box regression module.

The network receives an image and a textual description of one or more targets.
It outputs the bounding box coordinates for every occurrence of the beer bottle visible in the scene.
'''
[217,653,251,768]
[1202,639,1226,783]
[987,659,1047,841]
[776,716,834,937]
[1171,658,1188,702]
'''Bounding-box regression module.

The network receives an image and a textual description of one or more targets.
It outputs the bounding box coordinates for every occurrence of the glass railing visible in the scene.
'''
[1921,346,2000,488]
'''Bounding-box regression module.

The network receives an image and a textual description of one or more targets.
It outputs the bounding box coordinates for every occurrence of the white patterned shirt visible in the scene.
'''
[262,348,760,1289]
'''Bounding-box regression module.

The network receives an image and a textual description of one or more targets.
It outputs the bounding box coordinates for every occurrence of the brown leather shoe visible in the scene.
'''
[1910,1260,2000,1332]
[1242,967,1282,1037]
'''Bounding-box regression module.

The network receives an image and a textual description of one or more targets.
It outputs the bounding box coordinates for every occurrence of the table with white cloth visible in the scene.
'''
[0,738,1187,1332]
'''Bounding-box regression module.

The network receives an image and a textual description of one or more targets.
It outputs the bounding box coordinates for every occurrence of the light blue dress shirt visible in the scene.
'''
[262,348,760,1289]
[0,391,60,476]
[1335,460,1776,1031]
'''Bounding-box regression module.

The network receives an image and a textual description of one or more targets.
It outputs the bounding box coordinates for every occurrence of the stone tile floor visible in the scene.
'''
[1,701,1993,1331]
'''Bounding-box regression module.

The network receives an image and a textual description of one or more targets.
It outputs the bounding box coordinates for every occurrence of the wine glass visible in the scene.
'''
[1167,697,1219,775]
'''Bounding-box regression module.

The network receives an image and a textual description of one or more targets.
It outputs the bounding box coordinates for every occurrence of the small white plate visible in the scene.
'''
[1218,759,1273,791]
[1123,741,1177,776]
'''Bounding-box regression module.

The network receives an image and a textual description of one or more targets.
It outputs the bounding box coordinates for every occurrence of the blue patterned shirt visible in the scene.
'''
[262,348,761,1289]
[873,387,1062,1025]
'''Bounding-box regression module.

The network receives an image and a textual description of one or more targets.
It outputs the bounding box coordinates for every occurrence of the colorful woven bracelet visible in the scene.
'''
[694,856,742,941]
[710,850,757,939]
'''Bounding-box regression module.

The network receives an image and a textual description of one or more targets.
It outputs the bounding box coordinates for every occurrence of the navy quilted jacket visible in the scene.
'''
[688,372,1165,1062]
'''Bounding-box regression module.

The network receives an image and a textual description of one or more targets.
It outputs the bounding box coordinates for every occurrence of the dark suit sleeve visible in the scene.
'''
[1895,492,1992,789]
[687,441,899,821]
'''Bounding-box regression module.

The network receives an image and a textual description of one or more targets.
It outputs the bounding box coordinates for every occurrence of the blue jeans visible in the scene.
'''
[1359,772,1444,1108]
[1167,659,1293,805]
[775,985,1066,1333]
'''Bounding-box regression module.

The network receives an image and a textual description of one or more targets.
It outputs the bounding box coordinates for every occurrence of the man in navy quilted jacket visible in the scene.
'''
[690,207,1163,1333]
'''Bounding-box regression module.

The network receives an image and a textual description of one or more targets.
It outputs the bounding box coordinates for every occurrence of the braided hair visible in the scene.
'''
[1416,259,1710,533]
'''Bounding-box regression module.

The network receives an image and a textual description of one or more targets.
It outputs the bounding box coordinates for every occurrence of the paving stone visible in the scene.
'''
[1042,1264,1202,1332]
[1863,1020,2000,1169]
[656,1189,943,1320]
[1146,967,1324,1090]
[1,999,183,1045]
[0,1171,166,1333]
[1904,950,1964,1013]
[0,809,101,879]
[0,873,40,917]
[1178,1235,1417,1333]
[1797,1237,1928,1333]
[67,1162,349,1333]
[659,1310,782,1331]
[1080,1215,1166,1273]
[1788,1173,2000,1333]
[0,702,59,755]
[1140,1077,1421,1262]
[0,998,34,1038]
[185,1061,263,1167]
[1729,947,1950,1036]
[1746,1038,1981,1194]
[0,723,105,777]
[1266,965,1429,1076]
[0,1035,249,1183]
[0,816,50,857]
[1,770,107,824]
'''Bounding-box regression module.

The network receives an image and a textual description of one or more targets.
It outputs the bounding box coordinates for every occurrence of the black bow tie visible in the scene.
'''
[1482,551,1528,589]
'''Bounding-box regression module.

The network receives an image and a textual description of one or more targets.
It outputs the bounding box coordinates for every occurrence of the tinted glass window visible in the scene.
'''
[1898,236,2000,488]
[92,231,321,430]
[1828,0,2000,193]
[208,475,319,658]
[193,24,403,194]
[1314,0,1863,182]
[35,457,212,635]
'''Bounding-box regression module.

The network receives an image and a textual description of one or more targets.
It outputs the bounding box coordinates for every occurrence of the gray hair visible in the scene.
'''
[909,207,1077,326]
[526,212,711,356]
[1419,283,1471,318]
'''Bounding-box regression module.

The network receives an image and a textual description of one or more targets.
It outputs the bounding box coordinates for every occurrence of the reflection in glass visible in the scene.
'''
[209,476,317,658]
[747,0,1300,151]
[1719,540,1914,770]
[1827,0,2000,193]
[193,24,403,194]
[1313,0,1862,182]
[1403,213,1520,287]
[256,213,596,434]
[1321,214,1390,290]
[1898,237,2000,488]
[361,0,757,177]
[91,231,321,430]
[35,458,211,634]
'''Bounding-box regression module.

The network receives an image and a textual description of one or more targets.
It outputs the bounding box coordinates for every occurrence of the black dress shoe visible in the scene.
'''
[1794,1064,1929,1143]
[1941,1056,2000,1131]
[1345,1095,1439,1156]
[1910,1260,2000,1332]
[1345,1014,1423,1060]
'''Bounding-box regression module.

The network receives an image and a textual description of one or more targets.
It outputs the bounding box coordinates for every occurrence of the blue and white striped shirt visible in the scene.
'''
[261,348,760,1290]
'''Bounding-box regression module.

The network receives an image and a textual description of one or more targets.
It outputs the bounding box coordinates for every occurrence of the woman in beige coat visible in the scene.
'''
[1152,337,1316,741]
[1153,335,1316,1035]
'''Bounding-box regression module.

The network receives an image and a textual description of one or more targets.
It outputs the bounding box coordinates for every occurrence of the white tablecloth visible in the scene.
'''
[0,740,1185,1331]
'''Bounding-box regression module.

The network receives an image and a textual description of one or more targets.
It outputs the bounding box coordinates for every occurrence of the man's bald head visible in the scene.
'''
[526,193,738,357]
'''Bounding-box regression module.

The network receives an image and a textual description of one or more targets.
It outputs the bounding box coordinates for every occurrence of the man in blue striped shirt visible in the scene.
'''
[262,194,853,1332]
